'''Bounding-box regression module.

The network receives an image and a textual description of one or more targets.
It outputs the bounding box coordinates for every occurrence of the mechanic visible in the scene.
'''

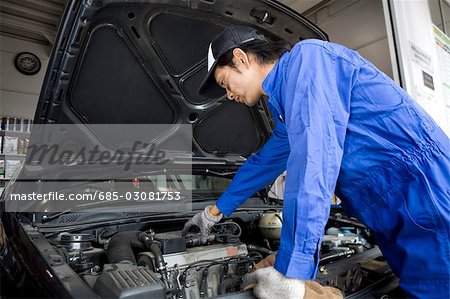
[182,25,450,298]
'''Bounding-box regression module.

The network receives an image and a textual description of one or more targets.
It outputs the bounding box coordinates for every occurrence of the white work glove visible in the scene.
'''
[243,266,305,299]
[181,206,222,244]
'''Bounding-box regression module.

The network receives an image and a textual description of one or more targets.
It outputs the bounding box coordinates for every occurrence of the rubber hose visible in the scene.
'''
[320,248,354,264]
[149,243,168,279]
[246,244,272,256]
[107,231,141,264]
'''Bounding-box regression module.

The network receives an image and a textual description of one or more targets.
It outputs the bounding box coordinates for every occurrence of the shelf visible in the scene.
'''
[0,154,27,158]
[0,130,31,137]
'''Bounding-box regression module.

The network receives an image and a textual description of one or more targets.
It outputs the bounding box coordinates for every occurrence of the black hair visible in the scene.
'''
[217,39,291,68]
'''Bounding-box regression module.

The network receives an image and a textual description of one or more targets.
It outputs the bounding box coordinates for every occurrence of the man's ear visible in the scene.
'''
[232,48,250,67]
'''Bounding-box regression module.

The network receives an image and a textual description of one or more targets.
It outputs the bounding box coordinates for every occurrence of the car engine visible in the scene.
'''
[50,220,261,299]
[39,210,398,299]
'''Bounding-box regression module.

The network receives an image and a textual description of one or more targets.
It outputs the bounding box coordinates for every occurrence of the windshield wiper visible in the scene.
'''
[204,169,236,176]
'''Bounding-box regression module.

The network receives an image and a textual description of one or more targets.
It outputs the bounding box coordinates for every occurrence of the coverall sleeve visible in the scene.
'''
[274,42,353,279]
[216,114,290,216]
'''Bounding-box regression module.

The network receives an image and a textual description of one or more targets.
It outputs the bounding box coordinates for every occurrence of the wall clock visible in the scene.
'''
[14,52,41,75]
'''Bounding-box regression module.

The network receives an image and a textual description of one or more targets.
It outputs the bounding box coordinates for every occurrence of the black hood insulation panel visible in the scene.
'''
[35,0,327,160]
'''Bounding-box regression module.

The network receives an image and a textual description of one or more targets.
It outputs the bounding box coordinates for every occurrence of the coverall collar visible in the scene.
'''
[262,51,290,119]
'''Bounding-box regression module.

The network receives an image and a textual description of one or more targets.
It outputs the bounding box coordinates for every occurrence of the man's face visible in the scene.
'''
[213,49,264,107]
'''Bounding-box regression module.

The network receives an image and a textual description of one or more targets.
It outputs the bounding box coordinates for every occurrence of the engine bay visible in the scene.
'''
[20,209,400,299]
[52,221,262,299]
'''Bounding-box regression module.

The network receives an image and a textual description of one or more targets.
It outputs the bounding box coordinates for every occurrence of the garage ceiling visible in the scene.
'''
[0,0,324,47]
[0,0,66,45]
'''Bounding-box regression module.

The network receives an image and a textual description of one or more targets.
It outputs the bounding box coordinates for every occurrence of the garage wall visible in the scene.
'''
[390,0,449,135]
[303,0,394,79]
[0,35,49,118]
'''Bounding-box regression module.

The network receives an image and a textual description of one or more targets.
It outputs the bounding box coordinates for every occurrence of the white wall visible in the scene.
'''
[0,35,49,119]
[304,0,394,78]
[390,0,449,135]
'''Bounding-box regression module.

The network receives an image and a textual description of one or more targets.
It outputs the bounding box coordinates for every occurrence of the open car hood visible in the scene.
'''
[34,0,327,163]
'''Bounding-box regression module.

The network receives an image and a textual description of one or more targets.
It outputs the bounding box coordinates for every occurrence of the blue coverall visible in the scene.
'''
[215,40,450,298]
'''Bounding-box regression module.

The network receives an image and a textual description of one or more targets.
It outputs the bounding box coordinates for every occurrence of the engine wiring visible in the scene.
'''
[211,221,242,243]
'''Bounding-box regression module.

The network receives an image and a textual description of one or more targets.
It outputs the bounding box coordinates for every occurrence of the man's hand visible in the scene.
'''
[244,255,343,299]
[181,205,223,244]
[243,266,306,299]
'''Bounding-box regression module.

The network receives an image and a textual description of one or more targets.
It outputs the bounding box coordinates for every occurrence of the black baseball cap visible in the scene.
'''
[198,25,268,98]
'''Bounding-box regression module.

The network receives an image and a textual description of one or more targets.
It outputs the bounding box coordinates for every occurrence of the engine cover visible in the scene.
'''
[93,263,166,299]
